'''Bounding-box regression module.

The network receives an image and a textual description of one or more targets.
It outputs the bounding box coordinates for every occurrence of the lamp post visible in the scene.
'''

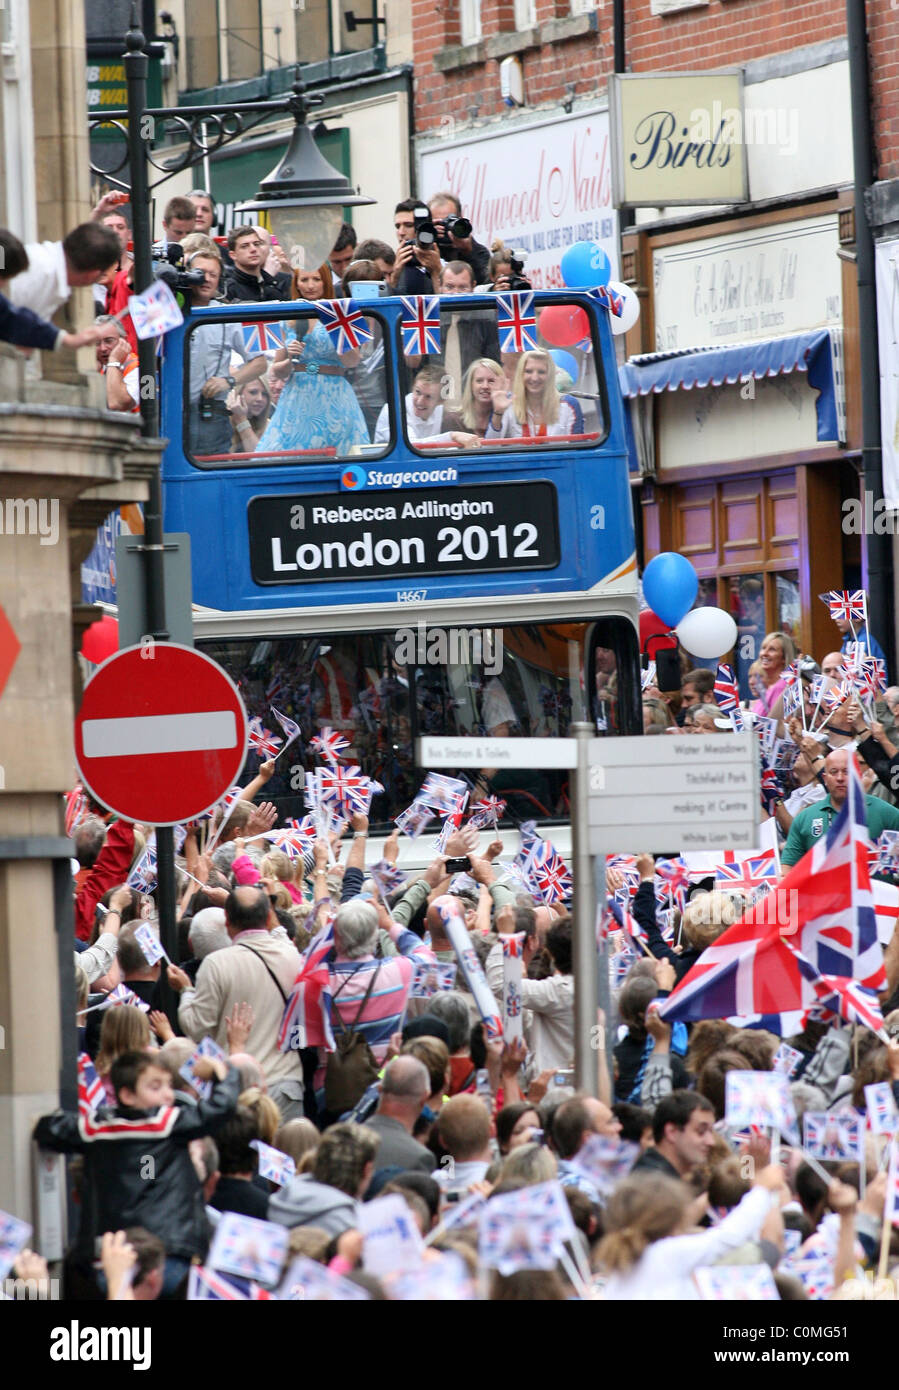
[88,11,373,994]
[234,78,374,269]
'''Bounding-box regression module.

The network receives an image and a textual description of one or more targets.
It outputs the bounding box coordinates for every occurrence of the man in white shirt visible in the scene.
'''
[433,1094,493,1197]
[8,222,121,321]
[374,365,444,444]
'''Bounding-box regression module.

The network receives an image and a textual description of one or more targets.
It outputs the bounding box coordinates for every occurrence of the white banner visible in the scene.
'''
[876,238,899,508]
[418,110,619,291]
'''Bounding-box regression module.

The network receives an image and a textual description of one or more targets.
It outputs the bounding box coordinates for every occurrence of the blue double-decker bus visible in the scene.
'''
[160,287,639,840]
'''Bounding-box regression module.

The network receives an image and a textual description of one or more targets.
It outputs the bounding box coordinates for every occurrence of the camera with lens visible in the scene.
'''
[435,212,473,256]
[404,205,438,252]
[505,247,531,291]
[152,243,206,294]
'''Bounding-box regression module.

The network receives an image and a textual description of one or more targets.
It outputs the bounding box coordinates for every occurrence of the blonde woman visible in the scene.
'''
[95,1004,151,1104]
[443,358,504,438]
[597,1165,789,1299]
[486,349,576,440]
[750,630,796,720]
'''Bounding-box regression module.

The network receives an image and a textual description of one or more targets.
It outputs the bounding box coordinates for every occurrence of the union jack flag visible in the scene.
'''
[529,839,572,905]
[655,857,692,911]
[419,772,469,815]
[77,1052,105,1117]
[713,664,741,713]
[400,295,441,355]
[759,767,783,812]
[318,763,370,816]
[98,983,150,1013]
[241,320,285,355]
[247,717,283,759]
[495,291,537,353]
[271,705,301,749]
[872,830,899,877]
[278,909,337,1053]
[606,894,647,946]
[309,727,351,764]
[269,819,317,861]
[313,298,373,353]
[807,974,884,1034]
[468,796,507,831]
[715,852,778,891]
[820,589,867,623]
[822,679,852,712]
[586,283,624,316]
[661,758,886,1026]
[187,1265,251,1301]
[781,680,804,719]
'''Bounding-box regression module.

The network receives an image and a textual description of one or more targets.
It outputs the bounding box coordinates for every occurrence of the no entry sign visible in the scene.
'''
[74,643,248,825]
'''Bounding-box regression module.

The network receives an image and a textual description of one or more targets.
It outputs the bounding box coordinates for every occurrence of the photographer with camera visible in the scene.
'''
[185,245,268,457]
[484,241,533,293]
[428,192,490,284]
[389,199,444,294]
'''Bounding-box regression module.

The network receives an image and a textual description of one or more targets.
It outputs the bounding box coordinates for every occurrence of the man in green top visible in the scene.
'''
[781,747,899,866]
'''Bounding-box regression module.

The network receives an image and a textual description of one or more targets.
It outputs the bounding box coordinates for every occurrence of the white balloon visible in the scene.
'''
[675,606,738,660]
[608,279,640,336]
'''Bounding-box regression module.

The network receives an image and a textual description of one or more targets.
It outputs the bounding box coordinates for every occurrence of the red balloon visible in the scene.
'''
[639,608,677,655]
[81,614,119,664]
[539,304,590,348]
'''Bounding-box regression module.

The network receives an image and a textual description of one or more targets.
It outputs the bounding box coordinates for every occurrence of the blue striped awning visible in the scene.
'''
[618,328,843,443]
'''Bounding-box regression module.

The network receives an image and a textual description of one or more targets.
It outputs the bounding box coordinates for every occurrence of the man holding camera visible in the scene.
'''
[185,246,267,456]
[428,192,490,285]
[389,199,445,294]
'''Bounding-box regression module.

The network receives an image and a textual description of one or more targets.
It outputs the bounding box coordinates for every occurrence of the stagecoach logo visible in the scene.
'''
[339,464,460,492]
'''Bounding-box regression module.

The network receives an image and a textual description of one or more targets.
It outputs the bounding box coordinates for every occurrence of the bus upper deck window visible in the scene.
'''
[186,309,391,467]
[407,298,607,456]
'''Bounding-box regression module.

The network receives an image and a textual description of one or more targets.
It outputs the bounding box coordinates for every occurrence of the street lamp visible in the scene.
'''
[235,80,374,269]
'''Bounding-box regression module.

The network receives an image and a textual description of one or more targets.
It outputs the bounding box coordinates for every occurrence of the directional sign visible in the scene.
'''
[418,736,578,770]
[587,733,760,853]
[74,643,248,825]
[0,603,21,700]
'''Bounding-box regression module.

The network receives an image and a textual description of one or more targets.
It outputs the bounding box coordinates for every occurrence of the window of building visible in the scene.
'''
[514,0,538,27]
[184,0,221,90]
[226,0,265,80]
[460,0,482,45]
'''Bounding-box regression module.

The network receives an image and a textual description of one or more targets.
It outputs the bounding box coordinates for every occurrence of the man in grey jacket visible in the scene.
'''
[364,1057,437,1176]
[268,1123,379,1235]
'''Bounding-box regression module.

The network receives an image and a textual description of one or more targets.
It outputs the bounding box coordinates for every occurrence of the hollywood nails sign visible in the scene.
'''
[609,71,748,207]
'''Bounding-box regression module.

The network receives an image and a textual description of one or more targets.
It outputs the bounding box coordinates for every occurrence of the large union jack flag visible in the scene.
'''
[820,589,867,623]
[495,291,537,353]
[400,295,441,355]
[278,909,337,1053]
[314,299,372,353]
[241,320,285,355]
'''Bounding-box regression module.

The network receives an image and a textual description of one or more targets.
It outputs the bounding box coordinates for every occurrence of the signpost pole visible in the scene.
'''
[572,722,598,1096]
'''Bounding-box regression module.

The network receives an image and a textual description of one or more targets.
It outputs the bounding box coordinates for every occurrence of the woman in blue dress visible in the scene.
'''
[256,265,370,456]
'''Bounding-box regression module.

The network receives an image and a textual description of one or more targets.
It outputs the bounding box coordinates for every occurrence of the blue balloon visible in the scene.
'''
[548,349,579,382]
[642,553,698,629]
[560,241,611,290]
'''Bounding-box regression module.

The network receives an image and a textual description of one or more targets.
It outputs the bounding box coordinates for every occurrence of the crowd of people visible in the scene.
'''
[8,622,899,1302]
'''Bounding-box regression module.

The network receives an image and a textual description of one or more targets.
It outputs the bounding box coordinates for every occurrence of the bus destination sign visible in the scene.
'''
[248,482,561,585]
